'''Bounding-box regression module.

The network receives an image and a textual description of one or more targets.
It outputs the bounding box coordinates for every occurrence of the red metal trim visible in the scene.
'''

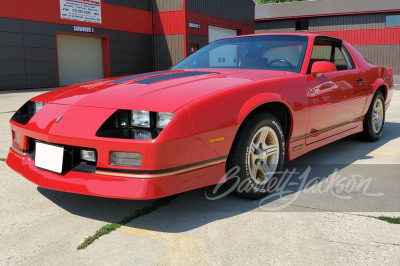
[153,10,185,35]
[0,0,152,34]
[255,9,400,22]
[186,11,254,37]
[312,28,400,45]
[183,0,188,58]
[102,37,111,78]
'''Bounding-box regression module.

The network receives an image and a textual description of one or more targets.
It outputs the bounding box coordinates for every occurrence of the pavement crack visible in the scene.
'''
[373,241,400,247]
[329,240,363,246]
[77,195,179,250]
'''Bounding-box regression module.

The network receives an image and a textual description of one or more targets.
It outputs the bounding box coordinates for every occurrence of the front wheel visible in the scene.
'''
[360,91,385,142]
[226,113,285,199]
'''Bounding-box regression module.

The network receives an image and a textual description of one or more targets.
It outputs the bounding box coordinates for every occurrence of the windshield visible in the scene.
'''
[173,35,309,73]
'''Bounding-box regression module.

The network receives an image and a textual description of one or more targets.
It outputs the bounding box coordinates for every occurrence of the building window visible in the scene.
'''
[386,15,400,27]
[295,20,309,31]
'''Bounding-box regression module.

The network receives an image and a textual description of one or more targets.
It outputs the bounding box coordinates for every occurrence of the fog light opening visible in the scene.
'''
[111,152,142,167]
[135,130,153,140]
[80,149,96,162]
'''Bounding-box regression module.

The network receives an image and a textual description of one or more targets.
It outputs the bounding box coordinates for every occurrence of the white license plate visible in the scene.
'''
[35,142,64,174]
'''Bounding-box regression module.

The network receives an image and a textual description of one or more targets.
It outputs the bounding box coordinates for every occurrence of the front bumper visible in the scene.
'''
[6,103,229,199]
[7,147,226,199]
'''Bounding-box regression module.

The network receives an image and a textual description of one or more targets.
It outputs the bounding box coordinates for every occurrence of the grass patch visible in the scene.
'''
[77,195,178,250]
[0,110,16,114]
[376,216,400,225]
[0,158,5,162]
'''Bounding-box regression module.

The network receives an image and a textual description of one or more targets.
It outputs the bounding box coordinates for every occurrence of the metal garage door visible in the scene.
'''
[57,34,104,86]
[208,25,237,43]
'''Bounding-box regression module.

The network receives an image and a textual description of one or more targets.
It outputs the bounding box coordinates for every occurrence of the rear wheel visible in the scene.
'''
[361,91,385,142]
[226,113,285,199]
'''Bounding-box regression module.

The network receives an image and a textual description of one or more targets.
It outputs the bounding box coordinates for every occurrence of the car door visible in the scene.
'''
[306,38,368,145]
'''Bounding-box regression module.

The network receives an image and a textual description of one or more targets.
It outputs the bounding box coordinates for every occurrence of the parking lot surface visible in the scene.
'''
[0,80,399,265]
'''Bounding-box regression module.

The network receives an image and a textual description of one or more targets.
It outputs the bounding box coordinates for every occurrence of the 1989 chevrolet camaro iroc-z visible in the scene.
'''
[7,34,394,199]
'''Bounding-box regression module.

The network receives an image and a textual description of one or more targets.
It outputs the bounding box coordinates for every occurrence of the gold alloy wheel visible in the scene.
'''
[248,126,280,185]
[372,98,384,133]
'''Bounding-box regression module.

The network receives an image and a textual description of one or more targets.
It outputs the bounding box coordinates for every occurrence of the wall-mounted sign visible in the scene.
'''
[189,23,201,29]
[60,0,102,24]
[74,26,94,33]
[190,44,199,54]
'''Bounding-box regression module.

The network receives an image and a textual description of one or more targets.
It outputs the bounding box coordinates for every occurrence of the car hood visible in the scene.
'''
[34,69,299,112]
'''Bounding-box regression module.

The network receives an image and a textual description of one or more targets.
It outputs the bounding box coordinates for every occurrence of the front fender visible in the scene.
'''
[237,92,291,125]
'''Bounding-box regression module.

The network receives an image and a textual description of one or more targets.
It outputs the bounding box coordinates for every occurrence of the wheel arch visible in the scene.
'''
[237,93,293,145]
[373,78,388,100]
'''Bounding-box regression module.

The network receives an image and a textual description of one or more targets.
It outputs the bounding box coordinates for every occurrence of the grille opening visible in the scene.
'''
[28,138,97,174]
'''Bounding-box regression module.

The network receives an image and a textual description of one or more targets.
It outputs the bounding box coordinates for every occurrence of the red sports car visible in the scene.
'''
[7,34,394,199]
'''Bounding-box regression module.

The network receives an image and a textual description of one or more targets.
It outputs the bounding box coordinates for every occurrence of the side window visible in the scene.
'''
[309,41,353,72]
[333,47,348,71]
[310,45,331,62]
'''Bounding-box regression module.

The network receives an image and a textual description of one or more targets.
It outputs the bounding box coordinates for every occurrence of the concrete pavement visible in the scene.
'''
[0,82,399,265]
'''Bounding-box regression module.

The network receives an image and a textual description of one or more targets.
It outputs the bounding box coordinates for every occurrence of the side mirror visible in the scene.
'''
[311,61,337,76]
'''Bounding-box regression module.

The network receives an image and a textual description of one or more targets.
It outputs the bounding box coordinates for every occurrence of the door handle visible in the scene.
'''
[357,78,365,85]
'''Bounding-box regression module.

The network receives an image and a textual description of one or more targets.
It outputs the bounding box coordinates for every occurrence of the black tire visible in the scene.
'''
[226,113,285,199]
[360,91,385,142]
